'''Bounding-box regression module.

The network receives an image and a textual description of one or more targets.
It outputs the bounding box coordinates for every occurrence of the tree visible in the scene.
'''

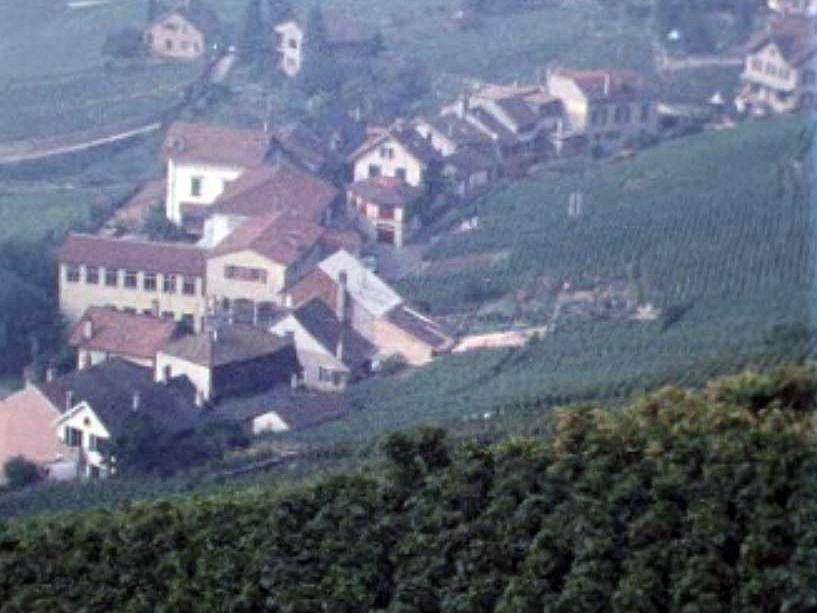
[3,456,41,490]
[267,0,293,24]
[298,4,342,96]
[240,0,266,68]
[141,204,188,242]
[147,0,161,23]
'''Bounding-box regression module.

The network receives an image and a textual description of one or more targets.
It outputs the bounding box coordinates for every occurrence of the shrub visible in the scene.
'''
[3,456,41,490]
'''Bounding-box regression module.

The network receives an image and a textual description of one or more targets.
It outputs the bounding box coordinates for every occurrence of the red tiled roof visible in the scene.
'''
[286,268,339,310]
[68,307,179,361]
[0,387,68,470]
[58,234,207,276]
[162,122,270,168]
[348,176,423,207]
[211,163,337,222]
[748,17,817,66]
[320,228,363,256]
[554,69,650,103]
[209,213,325,266]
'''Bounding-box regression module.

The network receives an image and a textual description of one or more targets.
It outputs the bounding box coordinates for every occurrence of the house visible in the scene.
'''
[441,145,498,201]
[205,213,328,319]
[156,324,300,402]
[198,162,340,248]
[346,176,424,247]
[269,297,377,391]
[414,114,494,157]
[735,17,817,114]
[273,16,381,77]
[349,125,440,189]
[69,307,180,370]
[58,234,209,333]
[768,0,817,16]
[544,68,658,154]
[162,122,270,231]
[440,83,564,172]
[144,1,221,60]
[285,250,454,365]
[43,359,202,479]
[0,386,73,484]
[214,386,348,436]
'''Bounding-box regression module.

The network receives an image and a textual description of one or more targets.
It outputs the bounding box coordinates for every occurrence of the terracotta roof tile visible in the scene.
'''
[68,308,179,361]
[211,163,337,222]
[209,213,325,266]
[347,176,423,206]
[58,234,206,277]
[162,122,270,168]
[553,69,652,103]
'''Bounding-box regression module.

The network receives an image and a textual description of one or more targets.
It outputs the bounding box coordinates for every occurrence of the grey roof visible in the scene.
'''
[468,108,517,144]
[161,325,294,368]
[41,359,202,439]
[213,386,348,429]
[496,98,539,130]
[270,123,338,174]
[386,305,453,351]
[424,115,490,147]
[443,145,498,179]
[293,299,377,370]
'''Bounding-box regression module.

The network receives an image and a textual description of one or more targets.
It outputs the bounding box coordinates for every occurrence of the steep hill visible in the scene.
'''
[1,367,815,612]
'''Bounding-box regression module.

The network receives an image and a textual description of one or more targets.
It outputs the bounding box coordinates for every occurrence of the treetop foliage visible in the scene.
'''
[1,366,816,611]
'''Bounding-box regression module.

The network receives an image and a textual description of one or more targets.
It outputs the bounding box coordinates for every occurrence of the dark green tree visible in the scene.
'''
[297,4,342,96]
[3,456,41,490]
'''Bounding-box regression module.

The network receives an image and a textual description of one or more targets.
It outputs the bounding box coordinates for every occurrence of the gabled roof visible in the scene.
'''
[213,386,348,429]
[0,387,68,470]
[160,324,294,368]
[350,126,440,165]
[466,108,518,144]
[286,268,339,310]
[58,234,206,277]
[347,176,424,207]
[69,308,179,361]
[551,69,652,103]
[385,305,454,352]
[746,17,817,66]
[270,123,338,174]
[162,122,270,168]
[43,359,202,439]
[210,163,337,221]
[417,114,491,148]
[208,213,325,266]
[317,250,403,317]
[291,299,377,369]
[151,1,222,40]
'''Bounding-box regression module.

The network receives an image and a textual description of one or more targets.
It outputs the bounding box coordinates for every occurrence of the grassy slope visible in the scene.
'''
[290,119,815,448]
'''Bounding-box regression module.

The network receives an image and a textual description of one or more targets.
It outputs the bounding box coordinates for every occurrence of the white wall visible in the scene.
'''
[58,403,112,478]
[352,137,425,187]
[156,352,213,400]
[166,158,244,225]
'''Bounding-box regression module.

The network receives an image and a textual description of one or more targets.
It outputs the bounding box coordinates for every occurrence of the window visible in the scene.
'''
[165,39,173,51]
[288,38,298,49]
[614,105,631,124]
[89,434,100,452]
[143,272,157,292]
[190,176,203,197]
[161,311,175,320]
[65,426,83,448]
[123,307,137,315]
[319,368,345,387]
[380,146,395,160]
[89,465,101,479]
[66,265,80,283]
[182,276,197,295]
[105,268,118,287]
[395,167,407,181]
[163,274,177,294]
[86,266,99,285]
[180,314,195,332]
[124,270,138,289]
[368,164,381,178]
[143,309,153,316]
[224,265,268,283]
[640,103,651,123]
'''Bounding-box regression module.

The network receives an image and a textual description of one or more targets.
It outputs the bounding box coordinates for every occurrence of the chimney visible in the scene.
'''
[336,271,349,323]
[82,319,93,340]
[65,389,74,412]
[132,391,141,413]
[46,367,56,383]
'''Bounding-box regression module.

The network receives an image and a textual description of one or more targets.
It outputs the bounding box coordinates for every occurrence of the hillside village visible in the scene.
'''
[0,0,815,485]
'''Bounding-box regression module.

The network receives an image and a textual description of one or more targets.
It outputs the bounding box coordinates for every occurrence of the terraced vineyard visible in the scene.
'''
[293,119,816,447]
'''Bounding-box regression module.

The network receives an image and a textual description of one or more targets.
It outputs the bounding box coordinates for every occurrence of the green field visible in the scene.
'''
[286,119,816,447]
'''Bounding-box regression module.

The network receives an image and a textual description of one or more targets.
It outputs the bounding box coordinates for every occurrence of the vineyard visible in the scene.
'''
[285,119,817,447]
[1,368,815,611]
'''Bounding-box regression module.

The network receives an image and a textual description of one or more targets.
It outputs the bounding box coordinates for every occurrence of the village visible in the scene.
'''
[0,0,815,484]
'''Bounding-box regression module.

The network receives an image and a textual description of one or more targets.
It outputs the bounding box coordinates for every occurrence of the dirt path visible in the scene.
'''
[453,325,550,353]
